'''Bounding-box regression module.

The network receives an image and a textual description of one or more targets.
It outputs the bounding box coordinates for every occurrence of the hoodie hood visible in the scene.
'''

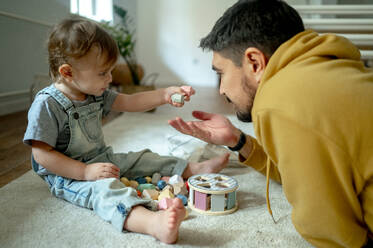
[261,30,361,85]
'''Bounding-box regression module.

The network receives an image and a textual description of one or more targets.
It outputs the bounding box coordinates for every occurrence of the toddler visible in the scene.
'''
[23,18,229,244]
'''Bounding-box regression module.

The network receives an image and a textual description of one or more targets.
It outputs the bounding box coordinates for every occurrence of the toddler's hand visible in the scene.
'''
[84,162,120,181]
[165,86,195,107]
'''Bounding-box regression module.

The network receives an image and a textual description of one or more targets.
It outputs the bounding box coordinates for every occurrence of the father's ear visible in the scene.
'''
[58,64,73,81]
[243,47,267,83]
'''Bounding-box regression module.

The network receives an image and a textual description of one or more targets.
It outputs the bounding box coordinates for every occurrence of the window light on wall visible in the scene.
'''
[70,0,113,23]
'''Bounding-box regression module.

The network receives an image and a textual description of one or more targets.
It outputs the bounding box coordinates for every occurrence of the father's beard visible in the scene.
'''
[236,75,257,122]
[237,110,252,122]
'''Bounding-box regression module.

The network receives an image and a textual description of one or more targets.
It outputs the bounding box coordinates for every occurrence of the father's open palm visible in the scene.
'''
[168,110,240,147]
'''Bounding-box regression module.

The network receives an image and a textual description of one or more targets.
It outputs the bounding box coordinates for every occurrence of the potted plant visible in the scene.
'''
[101,5,156,94]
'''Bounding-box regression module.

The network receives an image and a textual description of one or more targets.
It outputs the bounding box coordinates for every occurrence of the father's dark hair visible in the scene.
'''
[200,0,304,66]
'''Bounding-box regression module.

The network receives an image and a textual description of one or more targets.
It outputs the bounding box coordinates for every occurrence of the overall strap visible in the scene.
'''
[38,85,74,112]
[94,95,104,103]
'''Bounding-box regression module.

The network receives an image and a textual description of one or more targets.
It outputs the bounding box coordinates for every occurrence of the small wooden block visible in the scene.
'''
[176,194,188,205]
[142,189,159,200]
[171,94,184,104]
[227,191,236,210]
[137,183,156,192]
[161,176,170,183]
[135,177,147,184]
[157,180,167,190]
[129,180,139,189]
[194,191,208,210]
[158,188,174,201]
[189,188,194,205]
[145,176,152,183]
[152,173,161,185]
[173,185,188,196]
[162,185,173,192]
[169,175,184,185]
[211,194,225,211]
[120,177,130,187]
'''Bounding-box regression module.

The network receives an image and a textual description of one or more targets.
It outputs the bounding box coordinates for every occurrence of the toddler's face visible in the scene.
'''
[69,45,116,97]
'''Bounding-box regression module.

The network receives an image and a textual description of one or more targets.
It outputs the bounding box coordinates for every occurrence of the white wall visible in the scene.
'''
[137,0,369,87]
[114,0,136,32]
[136,0,236,88]
[0,0,70,116]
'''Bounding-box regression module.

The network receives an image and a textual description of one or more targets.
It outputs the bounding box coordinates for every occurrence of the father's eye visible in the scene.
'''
[217,73,222,81]
[99,72,107,76]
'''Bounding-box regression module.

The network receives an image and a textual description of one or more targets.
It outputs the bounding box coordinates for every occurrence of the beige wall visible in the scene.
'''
[0,0,70,115]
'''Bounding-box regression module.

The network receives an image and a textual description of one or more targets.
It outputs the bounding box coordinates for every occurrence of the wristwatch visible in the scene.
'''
[228,131,246,151]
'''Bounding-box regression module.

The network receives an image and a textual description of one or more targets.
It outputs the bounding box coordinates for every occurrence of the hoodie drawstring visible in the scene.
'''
[266,157,276,223]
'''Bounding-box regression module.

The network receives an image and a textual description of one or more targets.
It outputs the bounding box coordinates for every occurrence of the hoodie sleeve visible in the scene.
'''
[239,136,282,183]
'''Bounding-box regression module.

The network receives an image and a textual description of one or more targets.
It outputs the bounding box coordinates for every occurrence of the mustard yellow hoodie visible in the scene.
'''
[241,30,373,248]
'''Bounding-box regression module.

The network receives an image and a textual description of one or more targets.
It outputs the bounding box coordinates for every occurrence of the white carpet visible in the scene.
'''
[0,108,312,248]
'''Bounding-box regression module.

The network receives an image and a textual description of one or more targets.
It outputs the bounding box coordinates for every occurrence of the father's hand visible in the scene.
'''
[168,110,241,147]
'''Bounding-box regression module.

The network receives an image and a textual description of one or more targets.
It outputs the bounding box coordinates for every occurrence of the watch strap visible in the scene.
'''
[228,131,246,151]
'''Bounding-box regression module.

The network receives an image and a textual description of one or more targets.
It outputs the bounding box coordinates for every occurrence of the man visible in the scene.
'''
[168,0,373,247]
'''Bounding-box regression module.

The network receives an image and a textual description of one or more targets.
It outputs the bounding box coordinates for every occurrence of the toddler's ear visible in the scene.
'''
[58,64,73,80]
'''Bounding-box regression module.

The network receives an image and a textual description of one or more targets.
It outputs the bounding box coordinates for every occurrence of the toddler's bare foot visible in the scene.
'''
[182,153,230,178]
[150,198,186,244]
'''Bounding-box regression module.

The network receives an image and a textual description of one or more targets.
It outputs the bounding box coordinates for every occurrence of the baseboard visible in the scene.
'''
[0,90,30,116]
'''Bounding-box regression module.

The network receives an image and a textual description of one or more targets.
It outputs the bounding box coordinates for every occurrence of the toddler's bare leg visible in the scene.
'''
[182,153,230,178]
[124,198,186,244]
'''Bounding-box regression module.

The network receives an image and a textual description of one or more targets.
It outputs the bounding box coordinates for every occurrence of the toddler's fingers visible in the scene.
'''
[105,163,120,171]
[110,166,120,177]
[172,102,184,108]
[183,95,191,101]
[180,86,194,96]
[101,164,120,178]
[104,171,119,179]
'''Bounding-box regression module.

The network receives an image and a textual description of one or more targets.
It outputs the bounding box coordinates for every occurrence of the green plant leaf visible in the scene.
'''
[100,4,141,85]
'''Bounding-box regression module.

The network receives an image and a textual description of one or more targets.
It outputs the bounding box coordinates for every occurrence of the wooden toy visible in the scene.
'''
[151,173,161,185]
[142,189,159,200]
[187,173,238,215]
[162,184,173,192]
[137,183,156,192]
[173,184,188,196]
[176,194,188,206]
[169,175,183,185]
[120,177,130,187]
[145,176,152,183]
[157,180,167,190]
[135,177,147,184]
[158,187,174,201]
[129,180,139,189]
[171,93,184,104]
[161,176,170,183]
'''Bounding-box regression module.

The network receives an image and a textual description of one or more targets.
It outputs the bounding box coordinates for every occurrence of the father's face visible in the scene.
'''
[212,52,259,122]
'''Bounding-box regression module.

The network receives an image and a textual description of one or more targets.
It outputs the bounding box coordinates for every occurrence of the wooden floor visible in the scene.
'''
[0,110,121,188]
[0,111,31,187]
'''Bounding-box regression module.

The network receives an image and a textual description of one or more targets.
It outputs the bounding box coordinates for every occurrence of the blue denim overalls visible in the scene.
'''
[32,85,187,231]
